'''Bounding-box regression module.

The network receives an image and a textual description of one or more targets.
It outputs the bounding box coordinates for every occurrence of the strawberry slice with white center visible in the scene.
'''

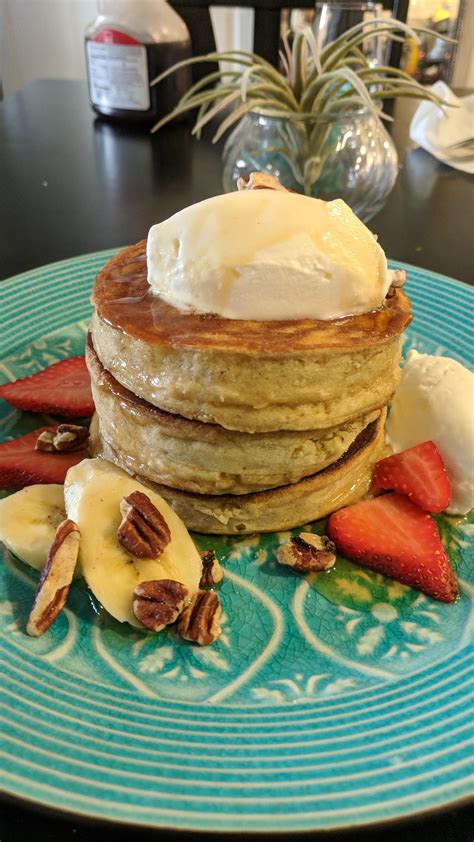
[327,492,458,603]
[0,427,87,489]
[372,440,452,513]
[0,356,94,418]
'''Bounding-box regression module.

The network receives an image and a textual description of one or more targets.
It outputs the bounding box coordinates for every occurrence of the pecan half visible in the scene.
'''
[390,269,406,288]
[237,172,289,192]
[178,590,222,645]
[276,532,336,573]
[36,424,89,453]
[133,579,188,631]
[199,549,224,588]
[117,491,171,559]
[26,519,80,636]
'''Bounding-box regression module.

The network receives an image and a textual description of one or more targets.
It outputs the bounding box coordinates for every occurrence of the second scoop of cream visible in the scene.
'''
[146,190,392,321]
[386,350,474,515]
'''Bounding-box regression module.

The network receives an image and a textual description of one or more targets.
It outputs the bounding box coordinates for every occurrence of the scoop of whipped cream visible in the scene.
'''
[386,350,474,515]
[146,190,394,321]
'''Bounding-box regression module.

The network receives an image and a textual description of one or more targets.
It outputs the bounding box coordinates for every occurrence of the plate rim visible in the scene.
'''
[0,788,472,838]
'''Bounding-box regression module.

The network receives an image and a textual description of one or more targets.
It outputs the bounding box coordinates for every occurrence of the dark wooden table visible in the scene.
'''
[1,79,473,284]
[0,80,472,842]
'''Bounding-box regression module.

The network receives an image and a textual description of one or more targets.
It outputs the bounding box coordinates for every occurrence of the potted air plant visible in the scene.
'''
[150,19,452,221]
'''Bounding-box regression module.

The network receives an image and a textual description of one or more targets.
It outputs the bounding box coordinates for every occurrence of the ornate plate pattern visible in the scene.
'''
[0,252,472,833]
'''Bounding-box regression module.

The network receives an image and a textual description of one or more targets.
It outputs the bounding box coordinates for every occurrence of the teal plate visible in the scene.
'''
[0,252,473,833]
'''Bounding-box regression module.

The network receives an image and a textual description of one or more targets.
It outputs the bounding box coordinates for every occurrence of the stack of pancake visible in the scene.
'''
[87,220,411,533]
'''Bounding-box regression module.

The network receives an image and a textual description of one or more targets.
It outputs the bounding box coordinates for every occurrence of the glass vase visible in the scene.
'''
[222,109,398,222]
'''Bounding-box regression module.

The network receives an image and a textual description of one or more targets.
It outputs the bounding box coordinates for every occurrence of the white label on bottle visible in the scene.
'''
[87,42,150,111]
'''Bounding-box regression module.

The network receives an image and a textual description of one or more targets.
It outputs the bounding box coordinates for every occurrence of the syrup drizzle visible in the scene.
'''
[93,243,412,353]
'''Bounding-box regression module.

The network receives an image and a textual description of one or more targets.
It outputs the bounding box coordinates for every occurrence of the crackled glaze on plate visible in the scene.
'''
[0,251,473,832]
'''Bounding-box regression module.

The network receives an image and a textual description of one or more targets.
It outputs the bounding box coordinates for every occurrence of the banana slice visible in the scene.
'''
[0,484,65,571]
[64,458,202,627]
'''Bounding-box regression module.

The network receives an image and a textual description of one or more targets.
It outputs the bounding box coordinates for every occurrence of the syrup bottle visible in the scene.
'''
[85,0,192,125]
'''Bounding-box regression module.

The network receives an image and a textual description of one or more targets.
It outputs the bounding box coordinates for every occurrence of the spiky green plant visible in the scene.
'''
[150,19,453,195]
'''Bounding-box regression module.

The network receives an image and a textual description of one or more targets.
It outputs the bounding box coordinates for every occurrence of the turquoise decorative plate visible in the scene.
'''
[0,252,472,833]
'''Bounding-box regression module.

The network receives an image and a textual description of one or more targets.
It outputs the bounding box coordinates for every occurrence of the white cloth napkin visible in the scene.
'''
[409,81,474,174]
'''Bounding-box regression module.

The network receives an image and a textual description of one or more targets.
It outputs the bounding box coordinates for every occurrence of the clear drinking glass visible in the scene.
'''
[222,109,398,222]
[313,1,389,68]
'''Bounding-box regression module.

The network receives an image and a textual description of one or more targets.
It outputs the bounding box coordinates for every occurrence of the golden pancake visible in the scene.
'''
[87,333,380,495]
[90,242,411,433]
[89,411,387,534]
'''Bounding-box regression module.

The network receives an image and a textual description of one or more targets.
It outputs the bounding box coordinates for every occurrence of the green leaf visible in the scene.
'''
[149,16,454,140]
[212,100,260,142]
[319,16,421,67]
[290,31,306,101]
[192,89,243,135]
[151,51,255,87]
[195,97,223,139]
[180,71,241,105]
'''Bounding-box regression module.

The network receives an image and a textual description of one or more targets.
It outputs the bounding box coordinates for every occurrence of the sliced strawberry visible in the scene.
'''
[373,441,452,513]
[327,492,458,603]
[0,357,94,418]
[0,427,87,489]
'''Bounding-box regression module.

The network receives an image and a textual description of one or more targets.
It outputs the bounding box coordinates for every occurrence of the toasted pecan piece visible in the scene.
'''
[390,269,407,288]
[133,579,188,631]
[26,519,80,636]
[199,549,224,588]
[237,172,289,192]
[117,491,171,559]
[276,532,336,573]
[178,590,222,645]
[36,424,90,453]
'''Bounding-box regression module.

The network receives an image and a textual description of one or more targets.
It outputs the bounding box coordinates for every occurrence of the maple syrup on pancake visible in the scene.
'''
[93,244,412,352]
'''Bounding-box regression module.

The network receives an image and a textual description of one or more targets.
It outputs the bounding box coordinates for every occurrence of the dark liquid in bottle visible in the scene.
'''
[86,38,192,126]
